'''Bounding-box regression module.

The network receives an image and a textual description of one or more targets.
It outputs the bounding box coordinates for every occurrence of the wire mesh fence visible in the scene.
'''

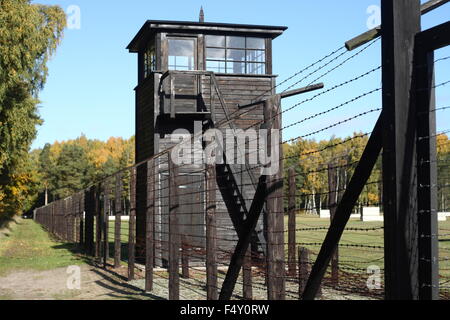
[33,12,450,300]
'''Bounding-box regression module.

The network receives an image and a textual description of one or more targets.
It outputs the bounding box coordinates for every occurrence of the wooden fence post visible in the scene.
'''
[327,163,339,286]
[51,202,55,235]
[298,247,310,297]
[65,199,69,241]
[206,163,218,300]
[415,28,441,299]
[70,197,75,242]
[181,238,190,279]
[85,187,95,256]
[288,167,297,277]
[243,248,252,300]
[95,185,102,260]
[264,95,285,300]
[381,0,422,300]
[145,159,155,292]
[114,173,122,268]
[128,168,137,281]
[168,157,180,300]
[103,181,110,268]
[79,192,85,249]
[73,195,79,243]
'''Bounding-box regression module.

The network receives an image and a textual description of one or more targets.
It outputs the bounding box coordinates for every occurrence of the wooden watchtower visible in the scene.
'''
[127,15,287,266]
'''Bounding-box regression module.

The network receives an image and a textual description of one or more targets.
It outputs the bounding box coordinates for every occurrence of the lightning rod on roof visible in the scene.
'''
[199,6,205,23]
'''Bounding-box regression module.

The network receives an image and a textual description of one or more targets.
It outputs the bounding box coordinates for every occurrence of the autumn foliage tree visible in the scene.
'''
[0,0,66,218]
[32,135,135,203]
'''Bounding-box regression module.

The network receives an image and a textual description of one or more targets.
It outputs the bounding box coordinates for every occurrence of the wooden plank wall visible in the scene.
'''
[152,74,275,265]
[135,75,155,258]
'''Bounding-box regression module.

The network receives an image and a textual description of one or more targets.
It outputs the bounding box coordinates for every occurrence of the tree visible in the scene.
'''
[0,0,66,216]
[53,144,92,199]
[38,143,55,203]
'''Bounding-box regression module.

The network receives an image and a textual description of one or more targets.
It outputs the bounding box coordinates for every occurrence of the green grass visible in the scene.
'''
[0,219,86,276]
[286,215,450,279]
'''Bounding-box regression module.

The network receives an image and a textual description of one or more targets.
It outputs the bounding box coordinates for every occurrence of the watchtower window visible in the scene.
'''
[168,38,196,71]
[144,43,156,77]
[205,35,266,74]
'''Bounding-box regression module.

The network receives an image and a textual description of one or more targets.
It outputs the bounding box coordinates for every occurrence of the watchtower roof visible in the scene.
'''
[127,19,288,52]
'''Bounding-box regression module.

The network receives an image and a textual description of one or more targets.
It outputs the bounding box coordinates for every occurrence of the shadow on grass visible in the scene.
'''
[51,241,164,300]
[51,243,95,265]
[90,268,165,300]
[0,214,20,233]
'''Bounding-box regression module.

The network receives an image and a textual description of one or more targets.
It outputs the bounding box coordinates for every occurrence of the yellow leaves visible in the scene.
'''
[367,192,379,205]
[437,134,450,155]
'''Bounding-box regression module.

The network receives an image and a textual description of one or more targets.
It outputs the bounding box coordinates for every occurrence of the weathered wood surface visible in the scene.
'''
[145,160,155,292]
[206,164,218,300]
[302,114,384,300]
[168,158,180,300]
[264,95,285,300]
[114,174,122,268]
[243,248,253,300]
[288,168,297,277]
[345,0,449,50]
[298,247,311,297]
[328,163,339,286]
[128,168,137,281]
[219,175,267,300]
[103,182,110,268]
[415,34,440,300]
[381,0,421,300]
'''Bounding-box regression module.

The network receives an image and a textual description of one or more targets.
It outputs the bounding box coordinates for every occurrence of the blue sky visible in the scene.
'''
[31,0,450,149]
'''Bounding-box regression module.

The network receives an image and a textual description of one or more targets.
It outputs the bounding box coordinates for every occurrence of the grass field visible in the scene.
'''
[0,219,86,276]
[287,215,450,295]
[106,216,450,278]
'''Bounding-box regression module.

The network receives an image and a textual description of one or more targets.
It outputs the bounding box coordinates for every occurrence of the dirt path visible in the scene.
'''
[0,218,379,300]
[0,264,163,300]
[0,218,161,300]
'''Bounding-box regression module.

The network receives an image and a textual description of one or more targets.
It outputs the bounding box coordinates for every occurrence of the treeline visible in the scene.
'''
[30,135,135,206]
[0,0,66,219]
[282,133,450,213]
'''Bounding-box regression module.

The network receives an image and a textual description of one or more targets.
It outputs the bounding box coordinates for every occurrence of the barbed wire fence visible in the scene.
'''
[34,1,450,301]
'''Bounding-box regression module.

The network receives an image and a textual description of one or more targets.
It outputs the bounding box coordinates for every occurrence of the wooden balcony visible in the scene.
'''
[158,70,217,120]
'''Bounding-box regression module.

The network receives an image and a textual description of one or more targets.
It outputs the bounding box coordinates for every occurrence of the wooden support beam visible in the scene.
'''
[238,83,324,109]
[79,193,84,248]
[128,168,136,281]
[421,0,450,14]
[103,182,110,268]
[168,157,180,300]
[243,248,252,300]
[114,173,122,268]
[170,75,175,119]
[95,186,102,260]
[145,160,155,292]
[264,95,285,300]
[327,163,339,286]
[381,0,422,300]
[416,21,450,51]
[219,175,267,300]
[298,247,310,298]
[288,168,297,277]
[302,113,383,300]
[84,187,95,256]
[345,0,449,51]
[206,164,218,300]
[181,237,190,279]
[415,43,439,299]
